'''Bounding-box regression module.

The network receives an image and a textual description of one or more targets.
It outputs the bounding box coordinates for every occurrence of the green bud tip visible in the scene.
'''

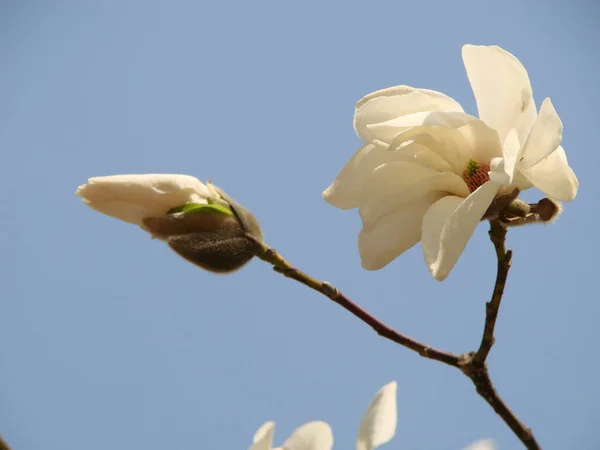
[167,203,233,216]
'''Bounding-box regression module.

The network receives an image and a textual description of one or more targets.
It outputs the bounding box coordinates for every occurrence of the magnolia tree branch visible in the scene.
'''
[245,234,461,368]
[474,222,512,363]
[247,222,541,450]
[457,222,539,449]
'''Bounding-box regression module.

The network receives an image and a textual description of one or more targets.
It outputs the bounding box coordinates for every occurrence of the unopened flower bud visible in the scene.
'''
[501,197,563,227]
[76,174,263,273]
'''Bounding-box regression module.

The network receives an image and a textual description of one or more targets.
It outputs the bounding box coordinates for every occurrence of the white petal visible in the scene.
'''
[521,145,578,201]
[519,98,563,169]
[502,128,522,182]
[323,142,394,210]
[463,438,497,450]
[323,142,434,209]
[392,123,501,178]
[490,152,535,194]
[359,161,468,230]
[488,157,509,185]
[76,174,210,226]
[356,381,398,450]
[454,119,503,165]
[462,45,537,144]
[354,86,464,142]
[359,191,446,270]
[492,128,522,184]
[509,169,534,192]
[421,181,500,281]
[251,421,276,450]
[386,139,453,173]
[323,139,459,211]
[366,111,476,144]
[281,422,333,450]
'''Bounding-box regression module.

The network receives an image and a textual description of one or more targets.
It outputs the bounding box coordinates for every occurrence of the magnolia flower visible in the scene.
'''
[323,45,578,280]
[76,174,262,273]
[249,381,397,450]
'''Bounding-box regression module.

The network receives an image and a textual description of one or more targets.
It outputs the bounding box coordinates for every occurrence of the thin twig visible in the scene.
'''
[460,359,538,449]
[246,234,461,368]
[457,221,539,450]
[246,221,541,449]
[474,221,512,364]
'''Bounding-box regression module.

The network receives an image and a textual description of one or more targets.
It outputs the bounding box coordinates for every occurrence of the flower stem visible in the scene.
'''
[474,221,511,363]
[456,221,540,450]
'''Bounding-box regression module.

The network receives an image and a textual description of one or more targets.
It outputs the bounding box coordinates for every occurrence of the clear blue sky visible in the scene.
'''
[1,1,598,449]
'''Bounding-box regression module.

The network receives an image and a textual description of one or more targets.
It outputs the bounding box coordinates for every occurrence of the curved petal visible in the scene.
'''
[322,142,389,210]
[519,98,563,169]
[509,169,534,192]
[359,191,445,270]
[356,382,398,450]
[281,421,334,450]
[386,120,501,174]
[488,157,509,185]
[489,128,521,185]
[521,145,578,201]
[251,421,276,450]
[463,438,497,450]
[359,161,468,230]
[76,174,211,225]
[456,120,503,164]
[388,126,465,173]
[386,139,453,173]
[366,111,477,144]
[462,45,537,144]
[500,128,522,183]
[421,181,500,281]
[354,86,464,142]
[323,141,456,210]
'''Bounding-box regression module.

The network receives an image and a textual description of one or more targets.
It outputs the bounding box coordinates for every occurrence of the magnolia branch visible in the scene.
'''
[455,222,539,449]
[474,222,512,364]
[247,223,541,450]
[245,234,461,368]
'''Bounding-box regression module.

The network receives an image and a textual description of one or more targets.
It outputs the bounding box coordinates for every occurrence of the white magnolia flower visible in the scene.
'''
[250,381,397,450]
[76,174,230,234]
[323,44,578,280]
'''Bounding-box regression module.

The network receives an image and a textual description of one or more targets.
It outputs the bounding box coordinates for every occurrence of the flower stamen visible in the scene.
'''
[462,160,490,193]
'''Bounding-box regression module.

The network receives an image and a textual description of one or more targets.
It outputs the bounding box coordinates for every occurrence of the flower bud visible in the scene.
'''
[77,174,263,273]
[501,197,563,227]
[144,185,263,273]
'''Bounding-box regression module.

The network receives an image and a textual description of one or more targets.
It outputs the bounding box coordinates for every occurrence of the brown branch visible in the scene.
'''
[473,221,512,364]
[246,234,461,368]
[460,358,538,450]
[246,222,541,449]
[0,435,12,450]
[457,221,539,450]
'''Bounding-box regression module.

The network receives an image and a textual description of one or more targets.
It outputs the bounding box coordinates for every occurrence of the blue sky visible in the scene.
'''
[1,1,598,449]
